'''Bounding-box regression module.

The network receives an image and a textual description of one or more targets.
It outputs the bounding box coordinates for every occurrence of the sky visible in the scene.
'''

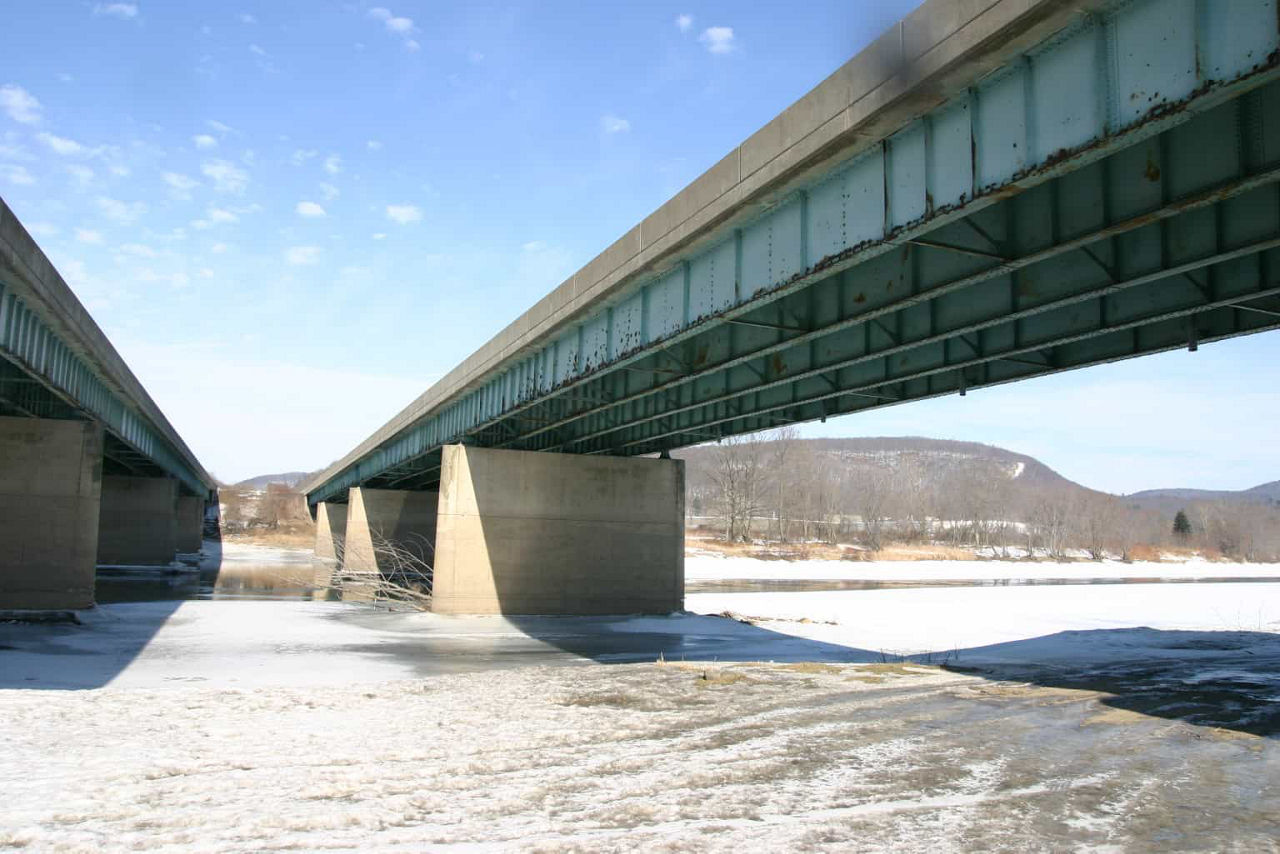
[1,1,1277,494]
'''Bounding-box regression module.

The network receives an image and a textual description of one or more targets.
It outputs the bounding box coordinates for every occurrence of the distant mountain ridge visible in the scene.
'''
[1124,480,1280,512]
[232,471,312,490]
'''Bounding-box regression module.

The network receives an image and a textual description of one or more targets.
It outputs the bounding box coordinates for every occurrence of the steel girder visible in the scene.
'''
[0,280,211,497]
[307,0,1280,505]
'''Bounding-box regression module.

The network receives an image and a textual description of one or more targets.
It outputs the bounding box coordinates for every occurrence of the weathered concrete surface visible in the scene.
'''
[342,488,437,574]
[432,445,683,615]
[303,0,1087,501]
[0,416,102,609]
[97,476,177,566]
[175,496,204,553]
[314,502,348,564]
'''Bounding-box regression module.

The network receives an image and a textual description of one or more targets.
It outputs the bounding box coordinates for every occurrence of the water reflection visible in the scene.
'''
[95,542,1280,604]
[96,541,336,604]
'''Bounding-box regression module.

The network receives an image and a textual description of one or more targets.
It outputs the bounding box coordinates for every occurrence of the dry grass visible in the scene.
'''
[846,543,977,562]
[687,534,975,562]
[223,524,315,550]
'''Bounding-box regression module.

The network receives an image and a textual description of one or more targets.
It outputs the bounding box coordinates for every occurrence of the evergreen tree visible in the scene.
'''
[1172,509,1192,538]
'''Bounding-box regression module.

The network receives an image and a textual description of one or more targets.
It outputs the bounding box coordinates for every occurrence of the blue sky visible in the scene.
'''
[1,1,1277,492]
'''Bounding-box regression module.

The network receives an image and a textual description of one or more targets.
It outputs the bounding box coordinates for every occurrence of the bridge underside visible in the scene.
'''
[345,78,1280,496]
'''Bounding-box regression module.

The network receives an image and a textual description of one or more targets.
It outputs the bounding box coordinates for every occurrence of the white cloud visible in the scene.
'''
[0,164,35,185]
[210,242,229,253]
[238,12,256,24]
[368,7,418,49]
[26,222,59,237]
[208,207,238,224]
[291,148,318,166]
[206,119,234,134]
[699,26,736,54]
[323,154,341,175]
[136,268,189,289]
[249,43,267,56]
[108,163,130,177]
[198,267,214,278]
[117,242,157,258]
[76,228,104,245]
[296,200,325,218]
[319,182,340,201]
[601,114,631,134]
[96,196,146,224]
[162,171,200,199]
[192,133,218,149]
[36,131,85,156]
[366,140,383,151]
[66,163,95,186]
[93,3,138,19]
[200,158,249,193]
[285,245,321,265]
[385,204,421,225]
[521,240,546,252]
[676,14,693,33]
[0,85,42,125]
[371,232,387,240]
[191,206,238,230]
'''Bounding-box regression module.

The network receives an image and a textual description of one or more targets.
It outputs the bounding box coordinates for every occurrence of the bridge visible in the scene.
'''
[303,0,1280,615]
[1,199,217,610]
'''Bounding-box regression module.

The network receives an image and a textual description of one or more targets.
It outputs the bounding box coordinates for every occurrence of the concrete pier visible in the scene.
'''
[432,445,684,615]
[97,476,177,566]
[314,501,348,564]
[0,417,103,610]
[342,487,438,574]
[175,495,205,554]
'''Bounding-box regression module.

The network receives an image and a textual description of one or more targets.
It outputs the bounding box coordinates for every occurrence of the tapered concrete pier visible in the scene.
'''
[342,487,438,574]
[431,445,684,615]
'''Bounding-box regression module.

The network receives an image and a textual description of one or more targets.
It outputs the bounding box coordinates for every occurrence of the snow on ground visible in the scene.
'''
[3,540,1279,850]
[3,630,1279,851]
[688,582,1280,659]
[685,552,1280,582]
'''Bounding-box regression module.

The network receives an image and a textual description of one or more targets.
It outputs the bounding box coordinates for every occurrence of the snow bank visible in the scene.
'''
[685,553,1280,582]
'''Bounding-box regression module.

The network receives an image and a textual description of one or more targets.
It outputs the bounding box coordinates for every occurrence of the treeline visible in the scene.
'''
[680,430,1280,562]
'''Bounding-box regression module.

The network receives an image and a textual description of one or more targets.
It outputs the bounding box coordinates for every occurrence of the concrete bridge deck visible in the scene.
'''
[304,0,1280,614]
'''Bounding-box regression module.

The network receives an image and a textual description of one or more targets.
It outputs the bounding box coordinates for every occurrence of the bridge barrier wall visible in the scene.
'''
[432,445,684,615]
[0,416,102,610]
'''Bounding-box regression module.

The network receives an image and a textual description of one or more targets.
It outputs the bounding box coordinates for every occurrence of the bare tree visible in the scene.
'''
[708,433,767,541]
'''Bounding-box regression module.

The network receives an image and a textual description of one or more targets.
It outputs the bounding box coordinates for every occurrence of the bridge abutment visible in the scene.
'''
[0,416,103,610]
[432,445,684,615]
[97,476,178,566]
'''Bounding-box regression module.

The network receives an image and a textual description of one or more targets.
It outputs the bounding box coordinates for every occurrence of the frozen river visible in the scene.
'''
[3,542,1278,850]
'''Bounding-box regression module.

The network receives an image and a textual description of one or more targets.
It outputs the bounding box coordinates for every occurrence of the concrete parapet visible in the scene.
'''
[0,416,103,610]
[342,488,438,575]
[175,495,205,553]
[97,475,177,566]
[432,445,684,615]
